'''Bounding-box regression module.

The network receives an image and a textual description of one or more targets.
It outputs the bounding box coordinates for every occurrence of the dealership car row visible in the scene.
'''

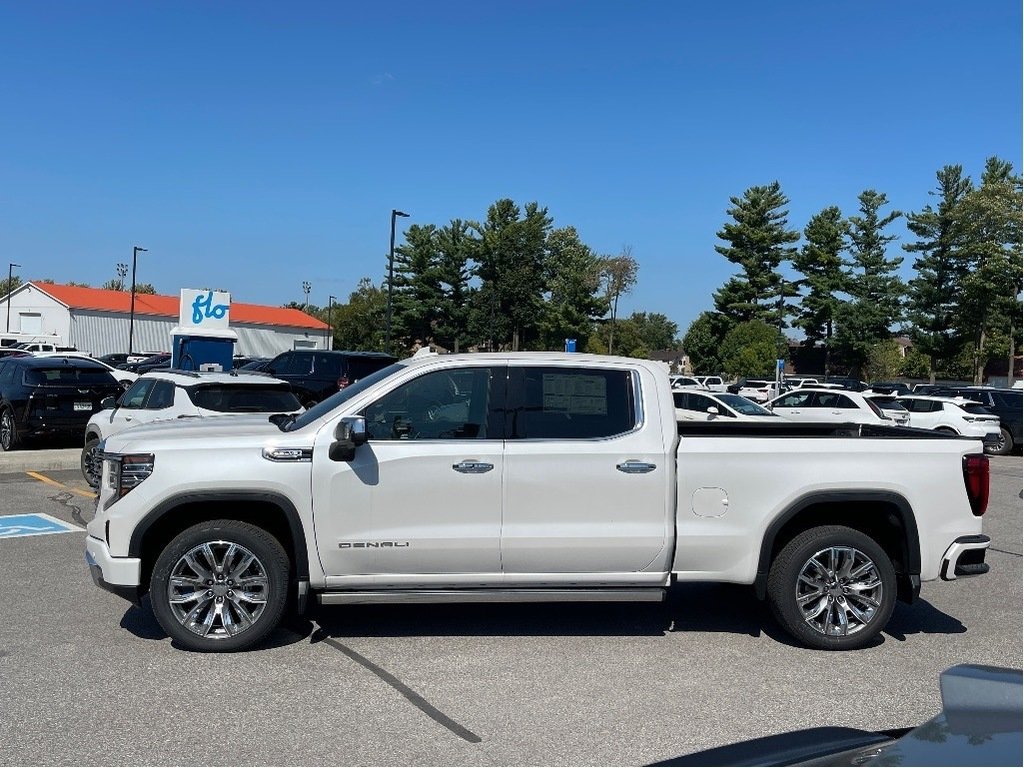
[0,343,1019,471]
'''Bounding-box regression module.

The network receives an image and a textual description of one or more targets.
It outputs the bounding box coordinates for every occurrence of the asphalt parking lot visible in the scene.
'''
[0,458,1020,766]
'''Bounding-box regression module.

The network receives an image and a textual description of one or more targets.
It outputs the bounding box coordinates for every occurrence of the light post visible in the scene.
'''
[128,246,147,356]
[385,209,409,351]
[5,262,20,333]
[302,281,311,312]
[327,294,336,350]
[116,263,128,291]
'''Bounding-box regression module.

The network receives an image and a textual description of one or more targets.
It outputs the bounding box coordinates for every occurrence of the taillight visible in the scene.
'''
[337,376,350,390]
[962,454,990,516]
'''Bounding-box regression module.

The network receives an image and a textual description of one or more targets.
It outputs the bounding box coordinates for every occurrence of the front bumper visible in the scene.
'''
[940,534,991,580]
[85,536,143,606]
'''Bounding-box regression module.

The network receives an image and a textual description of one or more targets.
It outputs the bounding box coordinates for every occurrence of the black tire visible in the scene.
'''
[81,436,101,488]
[150,520,290,652]
[767,525,896,651]
[0,408,19,452]
[985,427,1013,457]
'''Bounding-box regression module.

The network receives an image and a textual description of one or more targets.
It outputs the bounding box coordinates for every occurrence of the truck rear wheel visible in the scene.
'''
[767,525,896,651]
[150,520,289,652]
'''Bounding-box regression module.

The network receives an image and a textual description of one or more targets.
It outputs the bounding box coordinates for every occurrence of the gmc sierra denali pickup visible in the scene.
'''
[85,352,992,652]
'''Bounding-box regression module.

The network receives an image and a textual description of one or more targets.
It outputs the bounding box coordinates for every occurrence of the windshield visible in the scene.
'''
[282,362,406,431]
[716,393,773,416]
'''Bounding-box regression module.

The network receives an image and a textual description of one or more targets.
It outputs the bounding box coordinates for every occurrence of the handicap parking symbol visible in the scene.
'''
[0,513,84,539]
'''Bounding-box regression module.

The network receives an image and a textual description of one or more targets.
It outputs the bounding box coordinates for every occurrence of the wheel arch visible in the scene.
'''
[128,491,310,592]
[754,490,921,604]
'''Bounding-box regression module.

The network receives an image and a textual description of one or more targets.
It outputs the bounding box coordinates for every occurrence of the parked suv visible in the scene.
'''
[896,395,1001,449]
[929,387,1022,455]
[0,356,121,450]
[262,350,397,407]
[82,370,303,486]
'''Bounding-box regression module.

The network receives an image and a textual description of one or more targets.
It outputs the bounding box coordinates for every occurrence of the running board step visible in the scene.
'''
[318,588,666,605]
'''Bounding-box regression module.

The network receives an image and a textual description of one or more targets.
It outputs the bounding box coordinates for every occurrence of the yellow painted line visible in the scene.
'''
[25,471,97,499]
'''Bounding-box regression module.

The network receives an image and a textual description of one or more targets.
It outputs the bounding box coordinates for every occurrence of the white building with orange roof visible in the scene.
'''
[0,282,330,357]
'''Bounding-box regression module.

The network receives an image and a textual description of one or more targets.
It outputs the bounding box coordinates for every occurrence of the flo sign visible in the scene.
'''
[179,289,231,330]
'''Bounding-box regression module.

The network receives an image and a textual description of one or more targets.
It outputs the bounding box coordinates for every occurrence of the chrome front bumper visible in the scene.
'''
[940,534,991,580]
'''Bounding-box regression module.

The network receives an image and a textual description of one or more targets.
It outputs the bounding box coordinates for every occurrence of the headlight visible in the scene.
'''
[102,453,155,510]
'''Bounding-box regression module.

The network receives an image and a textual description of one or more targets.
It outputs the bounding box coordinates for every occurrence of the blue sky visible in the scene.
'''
[1,1,1020,337]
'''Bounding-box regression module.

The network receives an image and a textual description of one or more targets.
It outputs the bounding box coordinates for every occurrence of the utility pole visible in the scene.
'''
[5,262,20,333]
[128,246,147,355]
[385,209,409,351]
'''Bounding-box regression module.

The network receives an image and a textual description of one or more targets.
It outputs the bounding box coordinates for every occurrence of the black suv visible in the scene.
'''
[262,350,397,407]
[0,356,121,450]
[931,386,1022,456]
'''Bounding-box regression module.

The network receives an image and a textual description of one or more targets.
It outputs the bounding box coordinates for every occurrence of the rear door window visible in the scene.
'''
[510,367,636,440]
[23,366,115,386]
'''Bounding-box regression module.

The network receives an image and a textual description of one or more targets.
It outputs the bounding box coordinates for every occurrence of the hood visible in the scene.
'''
[103,413,305,453]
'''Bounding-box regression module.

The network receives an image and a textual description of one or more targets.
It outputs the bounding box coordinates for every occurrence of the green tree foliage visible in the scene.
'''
[391,223,443,349]
[863,340,904,381]
[101,278,156,294]
[955,157,1023,383]
[586,312,677,359]
[833,190,903,373]
[712,182,800,327]
[904,166,973,382]
[899,347,931,379]
[471,199,552,350]
[434,219,476,353]
[792,206,847,372]
[682,311,730,374]
[719,321,783,378]
[540,227,607,350]
[0,274,22,298]
[599,247,639,354]
[333,278,388,351]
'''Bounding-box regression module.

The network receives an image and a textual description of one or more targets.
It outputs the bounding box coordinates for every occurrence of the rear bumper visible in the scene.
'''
[940,534,991,580]
[85,536,143,606]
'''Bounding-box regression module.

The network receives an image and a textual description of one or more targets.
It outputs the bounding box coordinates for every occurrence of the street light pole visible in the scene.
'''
[327,294,336,350]
[128,246,147,356]
[5,262,21,333]
[385,209,409,351]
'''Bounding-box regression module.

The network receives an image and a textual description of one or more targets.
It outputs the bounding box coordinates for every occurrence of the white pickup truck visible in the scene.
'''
[85,352,992,652]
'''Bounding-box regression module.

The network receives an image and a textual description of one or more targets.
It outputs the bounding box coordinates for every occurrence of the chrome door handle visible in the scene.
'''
[616,460,657,474]
[452,461,494,474]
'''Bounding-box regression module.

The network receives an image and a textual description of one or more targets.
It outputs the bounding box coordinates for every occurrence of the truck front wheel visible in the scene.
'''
[150,520,290,652]
[767,525,896,651]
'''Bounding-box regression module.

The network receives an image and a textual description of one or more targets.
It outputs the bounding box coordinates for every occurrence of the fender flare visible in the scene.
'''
[127,490,310,582]
[753,490,921,602]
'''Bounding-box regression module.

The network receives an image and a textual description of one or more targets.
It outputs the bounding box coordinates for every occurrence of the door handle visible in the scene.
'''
[616,460,657,474]
[452,461,494,474]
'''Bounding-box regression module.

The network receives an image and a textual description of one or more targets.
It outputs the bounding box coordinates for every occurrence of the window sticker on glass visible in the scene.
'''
[542,373,608,416]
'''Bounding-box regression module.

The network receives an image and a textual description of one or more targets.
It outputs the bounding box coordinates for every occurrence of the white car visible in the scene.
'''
[669,375,706,390]
[864,395,911,426]
[674,388,786,422]
[693,375,727,393]
[737,379,781,403]
[82,370,302,486]
[896,395,1001,446]
[34,351,138,390]
[767,388,890,425]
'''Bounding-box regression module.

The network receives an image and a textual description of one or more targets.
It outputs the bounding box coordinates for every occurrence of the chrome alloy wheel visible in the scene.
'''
[167,540,270,639]
[795,546,883,637]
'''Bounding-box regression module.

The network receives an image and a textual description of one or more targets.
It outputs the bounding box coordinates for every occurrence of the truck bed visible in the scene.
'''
[677,421,964,441]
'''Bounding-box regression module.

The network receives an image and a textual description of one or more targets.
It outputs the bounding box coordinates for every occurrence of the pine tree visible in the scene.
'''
[791,206,847,374]
[712,181,800,326]
[434,219,476,353]
[540,227,606,350]
[833,190,903,373]
[956,157,1023,383]
[904,166,973,382]
[390,223,443,351]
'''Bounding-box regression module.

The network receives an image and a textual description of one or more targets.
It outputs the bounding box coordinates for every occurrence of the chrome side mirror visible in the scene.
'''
[329,415,367,462]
